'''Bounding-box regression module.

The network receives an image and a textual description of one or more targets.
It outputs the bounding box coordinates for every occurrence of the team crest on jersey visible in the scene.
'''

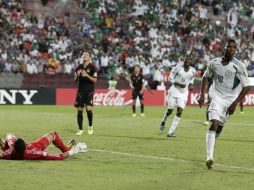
[86,69,90,73]
[226,70,234,79]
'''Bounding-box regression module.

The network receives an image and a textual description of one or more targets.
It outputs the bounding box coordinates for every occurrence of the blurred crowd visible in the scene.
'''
[0,0,254,88]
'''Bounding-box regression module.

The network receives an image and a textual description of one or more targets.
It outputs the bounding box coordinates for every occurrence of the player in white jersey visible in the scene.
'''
[198,39,250,169]
[160,55,196,137]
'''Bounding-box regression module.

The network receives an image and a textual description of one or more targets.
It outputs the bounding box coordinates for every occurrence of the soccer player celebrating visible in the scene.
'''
[160,55,196,137]
[0,131,87,160]
[198,39,250,169]
[74,51,97,135]
[130,65,145,117]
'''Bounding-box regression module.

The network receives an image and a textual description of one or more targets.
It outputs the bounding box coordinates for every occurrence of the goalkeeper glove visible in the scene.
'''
[68,142,87,156]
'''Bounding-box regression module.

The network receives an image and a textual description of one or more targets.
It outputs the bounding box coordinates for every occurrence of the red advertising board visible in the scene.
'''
[56,89,165,106]
[56,88,254,106]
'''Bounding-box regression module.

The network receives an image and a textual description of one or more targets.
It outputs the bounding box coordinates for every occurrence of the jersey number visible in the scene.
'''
[217,75,223,83]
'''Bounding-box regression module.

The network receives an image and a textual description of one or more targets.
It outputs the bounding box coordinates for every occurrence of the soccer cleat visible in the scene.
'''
[76,130,84,136]
[140,113,145,117]
[167,132,176,138]
[67,139,77,149]
[88,126,94,135]
[206,159,214,170]
[240,111,244,114]
[132,113,137,117]
[160,121,165,131]
[203,121,209,126]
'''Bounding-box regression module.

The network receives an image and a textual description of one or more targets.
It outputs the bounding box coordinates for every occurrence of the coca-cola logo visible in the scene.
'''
[93,90,129,106]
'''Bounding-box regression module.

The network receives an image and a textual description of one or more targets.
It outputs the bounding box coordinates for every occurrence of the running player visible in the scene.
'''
[160,55,196,137]
[198,39,250,169]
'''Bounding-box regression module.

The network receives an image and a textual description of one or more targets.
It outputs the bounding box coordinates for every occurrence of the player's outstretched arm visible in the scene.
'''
[0,138,4,150]
[227,86,250,115]
[39,143,88,160]
[67,142,88,156]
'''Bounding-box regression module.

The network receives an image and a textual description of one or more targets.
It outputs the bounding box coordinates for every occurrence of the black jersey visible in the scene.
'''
[131,73,144,91]
[75,63,97,91]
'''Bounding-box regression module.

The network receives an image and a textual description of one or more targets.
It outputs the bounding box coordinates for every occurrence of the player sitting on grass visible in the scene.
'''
[0,131,87,160]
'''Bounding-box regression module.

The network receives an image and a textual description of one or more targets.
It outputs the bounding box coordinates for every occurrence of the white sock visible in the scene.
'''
[206,130,216,160]
[168,116,181,134]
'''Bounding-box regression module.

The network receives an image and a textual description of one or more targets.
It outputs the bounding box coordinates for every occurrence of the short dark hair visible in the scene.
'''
[12,138,26,160]
[82,50,91,56]
[227,39,236,45]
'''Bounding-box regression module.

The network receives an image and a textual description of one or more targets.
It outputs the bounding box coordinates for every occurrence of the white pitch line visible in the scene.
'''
[89,148,254,172]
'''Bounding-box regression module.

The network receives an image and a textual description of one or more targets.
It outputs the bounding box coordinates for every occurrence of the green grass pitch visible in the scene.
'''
[0,105,254,190]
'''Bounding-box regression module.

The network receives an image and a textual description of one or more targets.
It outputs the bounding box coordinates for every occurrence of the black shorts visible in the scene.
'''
[75,90,94,107]
[132,90,144,101]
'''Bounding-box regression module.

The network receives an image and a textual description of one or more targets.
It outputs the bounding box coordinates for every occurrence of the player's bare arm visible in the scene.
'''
[128,77,134,89]
[227,86,250,115]
[198,76,209,107]
[0,138,4,149]
[140,83,145,95]
[188,84,194,91]
[0,149,4,157]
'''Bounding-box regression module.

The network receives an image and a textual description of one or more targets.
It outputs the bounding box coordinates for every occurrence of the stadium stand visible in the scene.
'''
[0,0,253,89]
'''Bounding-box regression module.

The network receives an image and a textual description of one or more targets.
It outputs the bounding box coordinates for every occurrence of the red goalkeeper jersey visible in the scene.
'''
[0,137,65,160]
[0,149,65,160]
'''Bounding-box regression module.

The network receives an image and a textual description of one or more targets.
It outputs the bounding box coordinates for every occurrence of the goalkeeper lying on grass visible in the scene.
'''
[0,131,87,160]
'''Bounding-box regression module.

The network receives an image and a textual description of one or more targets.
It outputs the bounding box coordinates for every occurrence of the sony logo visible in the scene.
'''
[0,90,38,104]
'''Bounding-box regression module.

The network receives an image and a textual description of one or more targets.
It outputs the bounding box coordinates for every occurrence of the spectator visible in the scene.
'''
[4,61,12,73]
[63,61,72,74]
[100,52,109,77]
[0,60,5,72]
[152,66,164,90]
[26,62,38,74]
[108,76,117,90]
[0,0,253,90]
[11,60,20,73]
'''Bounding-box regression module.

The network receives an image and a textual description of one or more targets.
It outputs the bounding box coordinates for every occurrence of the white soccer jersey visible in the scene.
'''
[204,57,250,101]
[168,64,196,98]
